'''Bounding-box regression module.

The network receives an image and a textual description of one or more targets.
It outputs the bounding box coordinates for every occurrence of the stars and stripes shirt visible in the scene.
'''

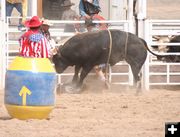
[19,30,51,58]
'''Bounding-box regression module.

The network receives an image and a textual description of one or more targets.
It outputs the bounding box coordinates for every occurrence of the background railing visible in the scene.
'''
[2,17,180,90]
[4,18,135,89]
[144,20,180,89]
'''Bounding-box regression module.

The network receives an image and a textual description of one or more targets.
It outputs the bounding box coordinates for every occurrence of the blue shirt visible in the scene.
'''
[79,0,100,17]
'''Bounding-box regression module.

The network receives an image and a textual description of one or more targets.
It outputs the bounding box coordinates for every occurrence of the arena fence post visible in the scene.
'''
[143,20,151,90]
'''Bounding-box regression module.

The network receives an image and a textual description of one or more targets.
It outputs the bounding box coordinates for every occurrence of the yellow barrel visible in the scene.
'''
[5,57,56,120]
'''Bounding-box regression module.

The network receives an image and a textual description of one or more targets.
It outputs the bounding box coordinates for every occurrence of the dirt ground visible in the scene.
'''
[1,0,180,137]
[147,0,180,19]
[0,81,180,137]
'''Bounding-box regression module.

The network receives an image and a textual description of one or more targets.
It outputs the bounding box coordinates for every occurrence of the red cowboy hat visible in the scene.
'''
[25,16,42,28]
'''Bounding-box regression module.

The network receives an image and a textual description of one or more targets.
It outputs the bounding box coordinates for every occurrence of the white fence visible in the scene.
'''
[3,19,135,90]
[144,20,180,90]
[0,20,6,90]
[1,18,180,90]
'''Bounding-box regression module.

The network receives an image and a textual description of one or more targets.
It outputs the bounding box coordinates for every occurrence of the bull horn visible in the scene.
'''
[51,47,58,55]
[168,35,175,41]
[152,36,161,40]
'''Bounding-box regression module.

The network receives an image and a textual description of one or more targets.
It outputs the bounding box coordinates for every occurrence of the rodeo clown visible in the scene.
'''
[19,16,54,58]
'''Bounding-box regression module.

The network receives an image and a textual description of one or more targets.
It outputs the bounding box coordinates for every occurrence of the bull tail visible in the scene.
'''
[140,38,166,58]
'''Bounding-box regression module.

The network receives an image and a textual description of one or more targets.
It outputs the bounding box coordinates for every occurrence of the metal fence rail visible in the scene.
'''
[0,20,6,90]
[3,18,180,90]
[4,18,135,89]
[144,20,180,89]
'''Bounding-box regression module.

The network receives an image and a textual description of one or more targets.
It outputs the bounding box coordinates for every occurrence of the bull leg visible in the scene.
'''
[64,65,81,93]
[65,65,93,93]
[72,65,81,84]
[129,63,142,94]
[76,66,94,89]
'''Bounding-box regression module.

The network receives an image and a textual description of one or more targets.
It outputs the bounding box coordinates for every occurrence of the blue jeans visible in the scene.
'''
[6,1,23,24]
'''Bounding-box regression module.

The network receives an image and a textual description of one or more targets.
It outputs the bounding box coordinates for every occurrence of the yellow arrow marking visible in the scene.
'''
[19,86,32,106]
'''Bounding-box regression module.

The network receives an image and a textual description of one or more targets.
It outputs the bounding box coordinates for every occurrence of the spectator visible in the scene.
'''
[19,16,52,58]
[79,0,107,31]
[6,0,25,30]
[79,0,101,19]
[61,0,80,32]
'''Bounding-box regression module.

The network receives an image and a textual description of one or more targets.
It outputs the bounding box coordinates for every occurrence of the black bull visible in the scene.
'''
[52,29,159,91]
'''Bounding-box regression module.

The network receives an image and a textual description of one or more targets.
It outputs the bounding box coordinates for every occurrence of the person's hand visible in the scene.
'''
[85,14,91,19]
[49,39,56,49]
[75,32,81,35]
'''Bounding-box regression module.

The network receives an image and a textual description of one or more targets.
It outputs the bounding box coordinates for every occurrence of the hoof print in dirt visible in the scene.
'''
[62,83,84,94]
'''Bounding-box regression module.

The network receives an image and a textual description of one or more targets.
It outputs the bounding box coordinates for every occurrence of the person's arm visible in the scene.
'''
[42,36,57,58]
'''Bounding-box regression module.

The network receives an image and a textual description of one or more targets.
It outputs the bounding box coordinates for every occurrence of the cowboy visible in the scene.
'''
[61,0,79,32]
[40,19,56,54]
[40,19,53,40]
[19,16,52,58]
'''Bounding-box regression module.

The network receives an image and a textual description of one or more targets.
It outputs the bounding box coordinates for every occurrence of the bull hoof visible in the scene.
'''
[135,88,142,96]
[105,81,110,90]
[135,81,142,95]
[64,85,75,93]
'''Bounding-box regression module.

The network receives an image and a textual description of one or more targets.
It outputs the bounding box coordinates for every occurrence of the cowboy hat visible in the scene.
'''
[61,0,75,7]
[42,19,53,26]
[25,16,42,28]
